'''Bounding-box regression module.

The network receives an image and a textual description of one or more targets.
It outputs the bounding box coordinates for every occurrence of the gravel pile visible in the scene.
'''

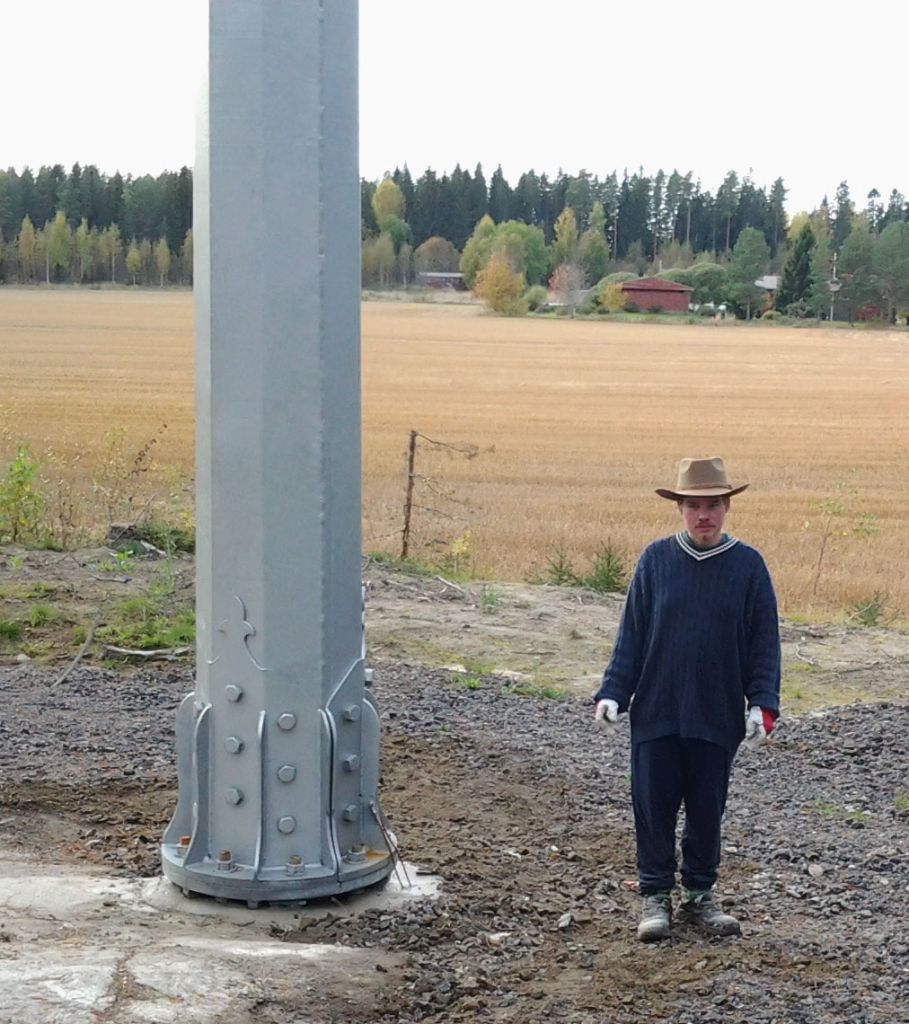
[1,659,907,1023]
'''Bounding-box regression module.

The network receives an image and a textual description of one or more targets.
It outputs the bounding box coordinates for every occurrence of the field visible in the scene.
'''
[2,287,909,617]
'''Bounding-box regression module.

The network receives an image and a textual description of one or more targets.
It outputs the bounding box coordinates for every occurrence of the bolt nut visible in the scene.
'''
[216,849,233,871]
[364,668,374,685]
[277,712,297,731]
[345,845,368,864]
[224,735,244,754]
[286,854,304,876]
[277,815,297,834]
[225,684,243,703]
[277,764,297,783]
[343,754,361,772]
[342,802,359,823]
[225,787,244,805]
[342,704,361,722]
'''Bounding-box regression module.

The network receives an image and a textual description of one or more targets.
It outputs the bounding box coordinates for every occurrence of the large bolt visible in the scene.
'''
[225,684,243,703]
[345,845,368,864]
[342,704,361,722]
[277,764,296,783]
[277,815,297,834]
[225,787,244,805]
[286,854,304,876]
[343,754,360,772]
[342,802,359,822]
[224,735,244,754]
[277,712,297,731]
[176,835,191,857]
[216,849,233,871]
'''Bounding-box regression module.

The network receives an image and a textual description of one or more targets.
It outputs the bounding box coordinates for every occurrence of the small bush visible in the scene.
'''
[0,445,44,544]
[546,549,579,587]
[760,309,784,321]
[849,592,894,627]
[0,619,23,643]
[524,284,549,311]
[26,603,55,628]
[582,545,627,593]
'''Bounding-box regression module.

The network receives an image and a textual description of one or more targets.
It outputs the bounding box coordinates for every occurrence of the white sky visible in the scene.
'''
[3,1,905,218]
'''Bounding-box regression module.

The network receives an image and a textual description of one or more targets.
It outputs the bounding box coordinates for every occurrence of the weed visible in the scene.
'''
[92,424,168,528]
[848,592,893,627]
[365,550,433,576]
[0,445,44,544]
[25,582,54,598]
[97,561,194,650]
[0,619,23,643]
[456,674,484,690]
[98,550,136,575]
[806,476,879,598]
[99,596,195,650]
[439,530,473,580]
[480,585,499,614]
[505,681,568,700]
[462,656,495,676]
[26,603,55,628]
[894,791,909,813]
[132,517,195,554]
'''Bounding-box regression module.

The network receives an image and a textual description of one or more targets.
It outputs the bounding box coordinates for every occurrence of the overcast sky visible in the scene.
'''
[4,1,904,217]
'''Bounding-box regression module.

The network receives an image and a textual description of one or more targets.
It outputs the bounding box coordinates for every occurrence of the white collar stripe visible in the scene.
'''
[675,531,739,561]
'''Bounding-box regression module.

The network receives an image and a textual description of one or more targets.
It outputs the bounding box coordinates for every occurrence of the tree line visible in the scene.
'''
[1,162,907,321]
[0,164,192,285]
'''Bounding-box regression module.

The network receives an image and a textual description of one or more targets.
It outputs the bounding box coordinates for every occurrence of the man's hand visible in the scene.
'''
[743,705,771,750]
[594,698,619,731]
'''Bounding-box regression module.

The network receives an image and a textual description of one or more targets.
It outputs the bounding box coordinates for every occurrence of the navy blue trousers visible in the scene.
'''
[631,736,733,896]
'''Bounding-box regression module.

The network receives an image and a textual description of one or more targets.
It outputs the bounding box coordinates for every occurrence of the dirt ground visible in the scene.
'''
[2,543,907,710]
[1,545,908,1022]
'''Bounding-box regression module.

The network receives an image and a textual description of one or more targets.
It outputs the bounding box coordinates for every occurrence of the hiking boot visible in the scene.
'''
[637,892,672,942]
[677,888,741,936]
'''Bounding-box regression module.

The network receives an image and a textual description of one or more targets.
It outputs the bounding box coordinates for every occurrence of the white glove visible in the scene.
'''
[743,705,767,750]
[594,699,619,731]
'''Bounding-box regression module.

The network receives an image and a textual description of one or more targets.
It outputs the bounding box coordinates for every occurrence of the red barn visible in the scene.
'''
[620,277,691,313]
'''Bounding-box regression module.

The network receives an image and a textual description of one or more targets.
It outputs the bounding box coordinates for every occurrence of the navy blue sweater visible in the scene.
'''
[594,534,781,753]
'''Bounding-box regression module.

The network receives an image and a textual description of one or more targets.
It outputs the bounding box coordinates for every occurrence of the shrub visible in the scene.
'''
[600,281,626,313]
[474,252,527,315]
[524,284,549,311]
[582,544,627,593]
[0,445,44,544]
[760,309,784,321]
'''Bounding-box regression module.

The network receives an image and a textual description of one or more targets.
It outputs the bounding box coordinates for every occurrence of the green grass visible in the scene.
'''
[25,602,55,627]
[365,550,435,576]
[454,674,484,690]
[504,681,569,700]
[0,619,23,643]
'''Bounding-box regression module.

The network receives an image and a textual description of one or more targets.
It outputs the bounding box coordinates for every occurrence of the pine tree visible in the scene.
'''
[775,223,816,314]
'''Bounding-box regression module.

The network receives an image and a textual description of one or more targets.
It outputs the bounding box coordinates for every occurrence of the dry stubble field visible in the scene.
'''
[2,287,908,617]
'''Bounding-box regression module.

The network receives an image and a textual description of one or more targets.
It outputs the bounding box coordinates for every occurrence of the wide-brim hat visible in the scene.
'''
[655,457,749,501]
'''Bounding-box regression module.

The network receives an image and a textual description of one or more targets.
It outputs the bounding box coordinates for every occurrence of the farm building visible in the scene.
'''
[416,271,467,290]
[620,277,691,313]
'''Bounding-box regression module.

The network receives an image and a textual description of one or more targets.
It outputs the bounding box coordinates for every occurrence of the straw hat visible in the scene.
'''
[655,457,749,501]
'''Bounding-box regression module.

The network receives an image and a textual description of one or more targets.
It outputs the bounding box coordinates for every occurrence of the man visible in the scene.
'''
[593,457,780,942]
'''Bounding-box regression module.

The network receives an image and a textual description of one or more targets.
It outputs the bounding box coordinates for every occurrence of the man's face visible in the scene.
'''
[678,496,729,547]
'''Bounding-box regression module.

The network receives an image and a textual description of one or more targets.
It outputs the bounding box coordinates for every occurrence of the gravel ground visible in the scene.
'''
[1,659,908,1023]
